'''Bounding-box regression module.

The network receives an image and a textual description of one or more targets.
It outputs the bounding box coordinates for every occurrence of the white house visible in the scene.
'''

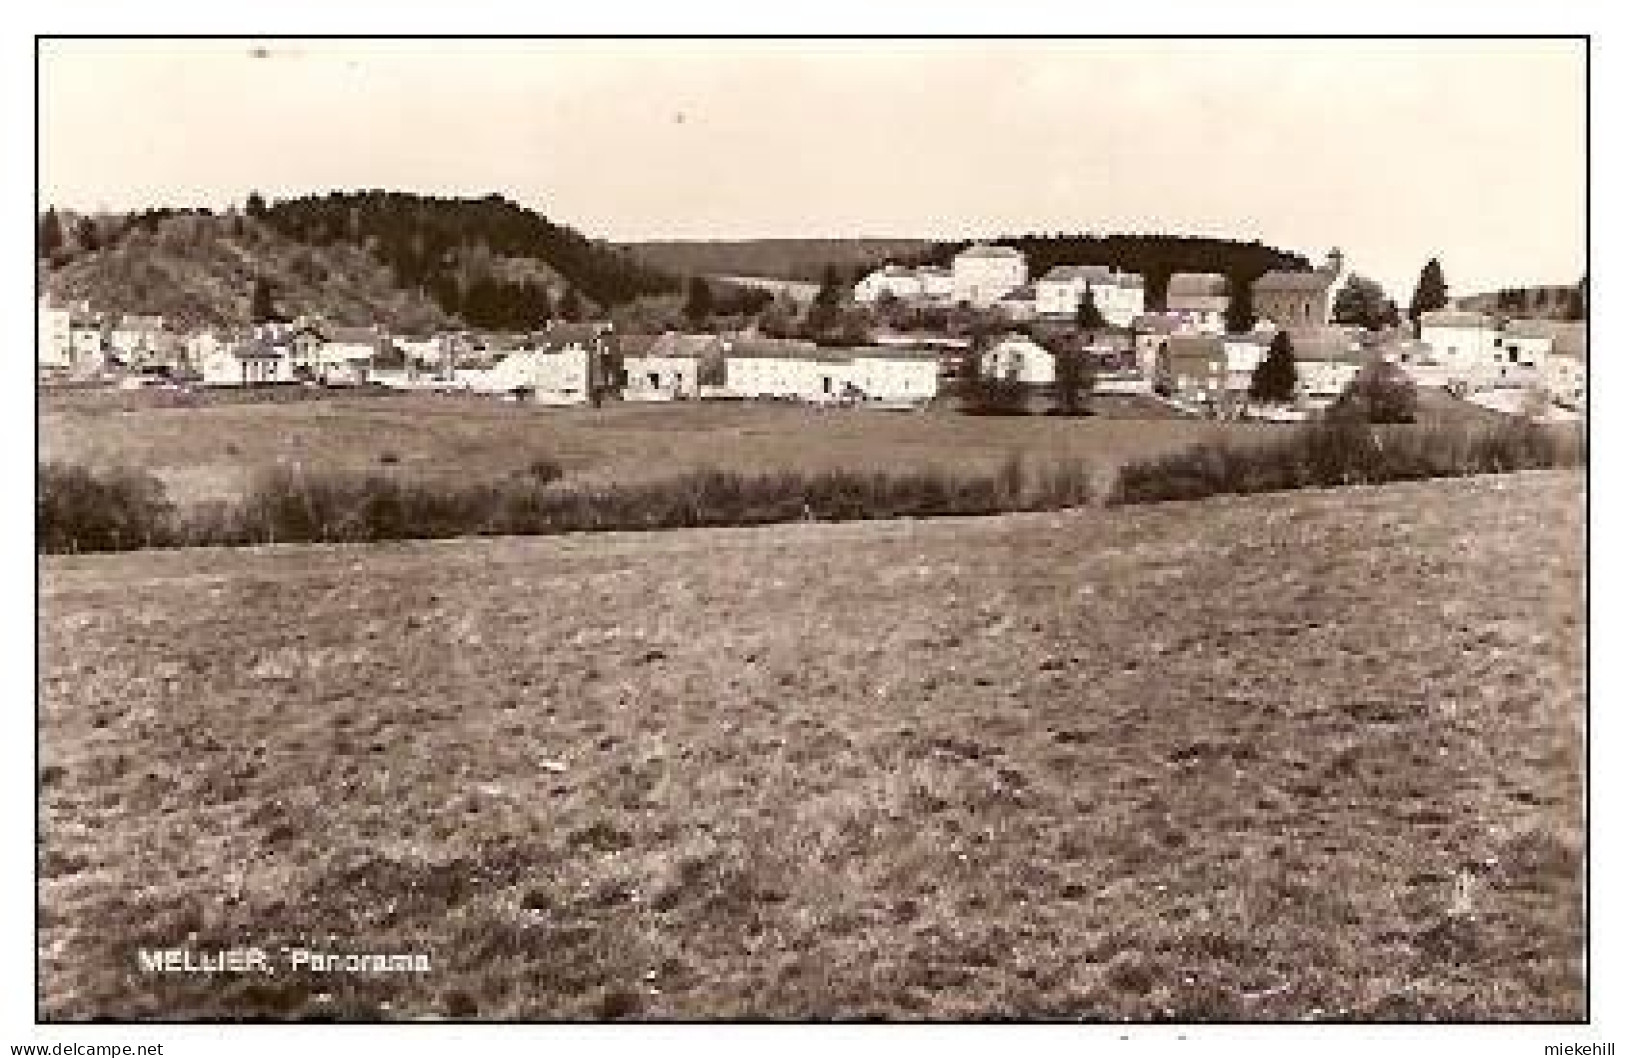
[847,348,940,406]
[720,337,940,406]
[1292,327,1367,405]
[1495,319,1556,385]
[917,266,955,301]
[622,333,721,401]
[1165,274,1229,334]
[996,285,1040,322]
[1418,310,1501,388]
[723,338,855,402]
[108,314,166,363]
[464,323,609,404]
[854,265,925,305]
[952,244,1028,307]
[1035,265,1146,328]
[38,297,72,375]
[201,339,291,386]
[982,334,1056,386]
[302,325,380,386]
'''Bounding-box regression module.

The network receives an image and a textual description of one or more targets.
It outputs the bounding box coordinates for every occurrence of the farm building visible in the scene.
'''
[1157,334,1228,410]
[952,244,1028,307]
[621,333,724,402]
[1036,265,1146,328]
[1165,274,1229,334]
[38,297,72,377]
[1418,310,1500,388]
[853,265,925,305]
[201,339,291,387]
[721,338,940,406]
[1291,327,1368,405]
[982,334,1056,386]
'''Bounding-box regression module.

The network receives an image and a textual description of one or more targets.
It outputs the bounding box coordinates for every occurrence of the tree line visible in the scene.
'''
[251,191,680,328]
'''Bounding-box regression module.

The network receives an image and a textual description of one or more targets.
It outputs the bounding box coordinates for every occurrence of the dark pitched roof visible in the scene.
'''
[1254,268,1336,294]
[722,336,825,360]
[1419,310,1494,330]
[322,325,380,345]
[535,323,606,351]
[1167,273,1227,297]
[956,243,1023,260]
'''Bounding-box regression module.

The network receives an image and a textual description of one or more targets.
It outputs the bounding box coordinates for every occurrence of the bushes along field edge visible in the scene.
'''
[38,419,1581,554]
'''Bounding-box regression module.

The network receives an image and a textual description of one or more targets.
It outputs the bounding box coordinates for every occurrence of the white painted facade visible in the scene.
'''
[1418,312,1500,386]
[201,346,290,387]
[952,245,1028,307]
[854,267,925,305]
[982,335,1056,386]
[38,299,72,372]
[471,348,594,404]
[624,353,700,401]
[1035,267,1146,328]
[726,354,855,402]
[848,352,939,405]
[1543,354,1587,409]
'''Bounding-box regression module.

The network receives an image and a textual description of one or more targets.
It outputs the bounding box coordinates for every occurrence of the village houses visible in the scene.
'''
[1035,265,1146,328]
[1164,273,1229,333]
[952,244,1028,308]
[721,336,939,406]
[620,332,724,401]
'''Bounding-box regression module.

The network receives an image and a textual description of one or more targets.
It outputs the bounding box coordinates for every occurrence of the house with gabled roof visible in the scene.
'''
[1165,273,1228,334]
[201,337,290,387]
[952,244,1028,307]
[622,332,724,401]
[1036,265,1146,327]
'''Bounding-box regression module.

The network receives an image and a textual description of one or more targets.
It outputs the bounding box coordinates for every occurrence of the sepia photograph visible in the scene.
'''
[30,33,1588,1031]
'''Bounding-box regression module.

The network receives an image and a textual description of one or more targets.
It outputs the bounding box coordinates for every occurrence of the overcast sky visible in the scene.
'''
[40,38,1585,298]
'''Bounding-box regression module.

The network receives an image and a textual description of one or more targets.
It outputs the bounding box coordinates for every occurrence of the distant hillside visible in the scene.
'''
[1456,282,1586,321]
[261,192,679,317]
[618,239,936,283]
[40,192,681,333]
[621,233,1311,309]
[41,210,456,333]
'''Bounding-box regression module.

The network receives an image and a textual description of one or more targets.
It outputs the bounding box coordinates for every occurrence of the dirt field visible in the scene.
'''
[39,392,1268,505]
[39,470,1585,1020]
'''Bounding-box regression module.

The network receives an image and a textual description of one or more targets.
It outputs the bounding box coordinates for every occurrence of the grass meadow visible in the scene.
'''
[38,470,1585,1020]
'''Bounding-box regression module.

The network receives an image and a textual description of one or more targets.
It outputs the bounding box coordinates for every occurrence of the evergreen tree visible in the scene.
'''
[1052,347,1096,416]
[75,216,99,254]
[1249,331,1298,404]
[250,277,276,323]
[683,276,715,329]
[247,191,267,220]
[1407,258,1448,327]
[38,208,63,260]
[559,285,584,322]
[1566,276,1588,321]
[1075,285,1107,332]
[1224,273,1256,334]
[806,264,845,336]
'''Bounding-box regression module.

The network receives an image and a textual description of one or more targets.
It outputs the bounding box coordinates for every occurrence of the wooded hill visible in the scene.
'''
[39,192,681,332]
[1455,281,1587,322]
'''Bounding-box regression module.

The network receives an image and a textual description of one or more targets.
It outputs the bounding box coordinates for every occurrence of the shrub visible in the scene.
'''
[1110,419,1583,506]
[38,463,175,553]
[39,454,1098,553]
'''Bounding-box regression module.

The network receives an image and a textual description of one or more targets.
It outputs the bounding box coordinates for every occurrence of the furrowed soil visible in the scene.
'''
[38,470,1585,1021]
